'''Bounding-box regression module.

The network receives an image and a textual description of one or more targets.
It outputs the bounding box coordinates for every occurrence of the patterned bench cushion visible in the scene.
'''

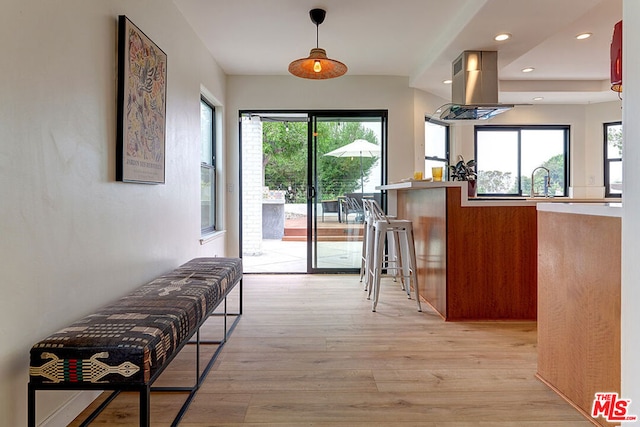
[29,257,242,385]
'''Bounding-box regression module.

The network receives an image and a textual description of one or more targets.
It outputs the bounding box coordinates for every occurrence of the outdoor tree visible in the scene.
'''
[541,154,565,195]
[517,154,565,196]
[262,121,379,203]
[477,170,514,194]
[477,154,565,196]
[317,122,378,199]
[608,124,623,157]
[262,121,308,202]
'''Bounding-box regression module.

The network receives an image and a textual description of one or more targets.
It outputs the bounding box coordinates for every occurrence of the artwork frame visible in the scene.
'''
[116,15,167,184]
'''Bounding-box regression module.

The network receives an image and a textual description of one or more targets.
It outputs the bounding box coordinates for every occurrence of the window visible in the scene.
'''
[425,118,449,178]
[201,97,216,233]
[604,122,622,197]
[475,126,569,197]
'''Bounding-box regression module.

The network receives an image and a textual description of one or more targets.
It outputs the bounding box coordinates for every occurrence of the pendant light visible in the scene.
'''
[288,8,347,80]
[610,20,622,93]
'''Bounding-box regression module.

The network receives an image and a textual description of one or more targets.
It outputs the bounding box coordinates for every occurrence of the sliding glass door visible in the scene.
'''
[310,112,386,272]
[240,110,387,274]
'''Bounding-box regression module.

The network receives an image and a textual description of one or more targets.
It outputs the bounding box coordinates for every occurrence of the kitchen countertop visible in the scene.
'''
[378,180,620,208]
[536,201,622,217]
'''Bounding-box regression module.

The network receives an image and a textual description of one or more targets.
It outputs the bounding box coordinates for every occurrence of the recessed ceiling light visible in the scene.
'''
[533,97,544,101]
[494,33,511,41]
[576,32,592,40]
[443,79,452,84]
[521,67,535,73]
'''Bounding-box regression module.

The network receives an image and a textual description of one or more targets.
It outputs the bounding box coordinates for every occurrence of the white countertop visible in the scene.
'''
[379,180,462,191]
[536,202,622,217]
[378,180,621,208]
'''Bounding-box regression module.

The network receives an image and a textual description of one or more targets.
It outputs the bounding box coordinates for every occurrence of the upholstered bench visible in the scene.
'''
[28,257,242,426]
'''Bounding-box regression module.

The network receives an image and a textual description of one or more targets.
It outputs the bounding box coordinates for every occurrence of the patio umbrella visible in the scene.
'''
[324,139,381,194]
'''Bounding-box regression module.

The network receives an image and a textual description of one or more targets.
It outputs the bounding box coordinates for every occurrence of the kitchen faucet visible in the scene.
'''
[531,166,551,197]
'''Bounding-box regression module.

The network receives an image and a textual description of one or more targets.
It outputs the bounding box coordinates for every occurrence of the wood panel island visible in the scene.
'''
[380,181,538,321]
[536,202,621,427]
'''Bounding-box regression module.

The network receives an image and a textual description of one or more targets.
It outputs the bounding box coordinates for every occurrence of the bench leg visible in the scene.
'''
[224,298,228,343]
[28,385,35,427]
[239,278,243,315]
[140,386,150,427]
[196,329,201,386]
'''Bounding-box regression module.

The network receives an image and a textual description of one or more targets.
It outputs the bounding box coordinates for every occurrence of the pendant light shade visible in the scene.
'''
[288,48,348,79]
[288,9,347,80]
[610,20,622,93]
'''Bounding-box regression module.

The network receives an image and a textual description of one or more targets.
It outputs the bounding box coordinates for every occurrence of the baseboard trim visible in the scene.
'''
[39,391,102,427]
[535,373,601,427]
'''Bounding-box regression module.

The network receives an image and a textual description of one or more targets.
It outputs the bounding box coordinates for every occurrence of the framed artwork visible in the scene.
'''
[116,15,167,184]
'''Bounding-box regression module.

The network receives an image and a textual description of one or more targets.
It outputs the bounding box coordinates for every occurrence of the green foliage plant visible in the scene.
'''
[262,121,379,203]
[448,155,477,181]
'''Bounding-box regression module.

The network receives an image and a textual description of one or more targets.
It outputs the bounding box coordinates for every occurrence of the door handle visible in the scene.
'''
[308,186,316,200]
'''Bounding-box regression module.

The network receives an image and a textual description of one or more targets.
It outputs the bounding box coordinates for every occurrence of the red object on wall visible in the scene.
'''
[611,20,622,93]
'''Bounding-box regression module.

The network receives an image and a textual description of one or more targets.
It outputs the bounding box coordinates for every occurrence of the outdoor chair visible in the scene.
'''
[341,196,364,223]
[321,200,340,222]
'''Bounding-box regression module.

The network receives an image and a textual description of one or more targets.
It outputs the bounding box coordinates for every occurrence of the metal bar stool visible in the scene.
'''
[367,201,421,312]
[359,199,373,285]
[360,200,401,294]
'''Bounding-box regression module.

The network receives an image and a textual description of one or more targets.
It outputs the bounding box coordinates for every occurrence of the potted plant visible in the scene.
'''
[448,155,478,197]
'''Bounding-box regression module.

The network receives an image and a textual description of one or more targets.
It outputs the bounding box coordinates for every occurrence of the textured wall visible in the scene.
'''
[0,1,227,425]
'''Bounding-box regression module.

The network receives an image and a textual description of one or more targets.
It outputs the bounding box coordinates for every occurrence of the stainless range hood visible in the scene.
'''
[439,51,513,120]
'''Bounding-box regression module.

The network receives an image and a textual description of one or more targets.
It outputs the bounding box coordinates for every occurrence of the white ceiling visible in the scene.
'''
[174,0,622,105]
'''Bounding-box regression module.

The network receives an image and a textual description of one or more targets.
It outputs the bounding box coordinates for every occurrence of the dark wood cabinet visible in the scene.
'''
[396,186,537,321]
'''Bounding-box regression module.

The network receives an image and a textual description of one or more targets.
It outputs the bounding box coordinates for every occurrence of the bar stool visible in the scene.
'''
[359,200,401,293]
[358,199,373,286]
[368,203,421,312]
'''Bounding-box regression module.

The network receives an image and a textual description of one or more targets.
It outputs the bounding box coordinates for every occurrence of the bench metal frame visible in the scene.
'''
[28,278,242,427]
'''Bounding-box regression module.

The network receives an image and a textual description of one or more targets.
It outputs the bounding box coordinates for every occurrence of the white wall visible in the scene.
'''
[622,0,640,412]
[0,1,227,425]
[413,89,451,173]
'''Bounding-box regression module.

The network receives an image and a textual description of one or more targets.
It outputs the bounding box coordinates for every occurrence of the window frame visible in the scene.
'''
[474,125,570,197]
[201,96,216,234]
[424,116,450,178]
[604,121,622,198]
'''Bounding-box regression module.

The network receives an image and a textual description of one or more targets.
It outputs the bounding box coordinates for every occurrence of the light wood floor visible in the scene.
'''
[70,274,591,426]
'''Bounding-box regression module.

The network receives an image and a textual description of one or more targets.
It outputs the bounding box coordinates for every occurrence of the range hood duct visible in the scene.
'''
[440,51,514,120]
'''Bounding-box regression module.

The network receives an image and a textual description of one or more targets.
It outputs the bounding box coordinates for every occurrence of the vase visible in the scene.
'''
[467,180,477,198]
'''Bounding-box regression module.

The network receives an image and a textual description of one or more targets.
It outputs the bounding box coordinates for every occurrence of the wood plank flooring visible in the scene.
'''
[70,274,591,426]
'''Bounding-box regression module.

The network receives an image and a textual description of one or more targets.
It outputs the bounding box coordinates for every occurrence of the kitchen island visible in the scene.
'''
[381,180,622,424]
[380,181,538,321]
[536,202,621,427]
